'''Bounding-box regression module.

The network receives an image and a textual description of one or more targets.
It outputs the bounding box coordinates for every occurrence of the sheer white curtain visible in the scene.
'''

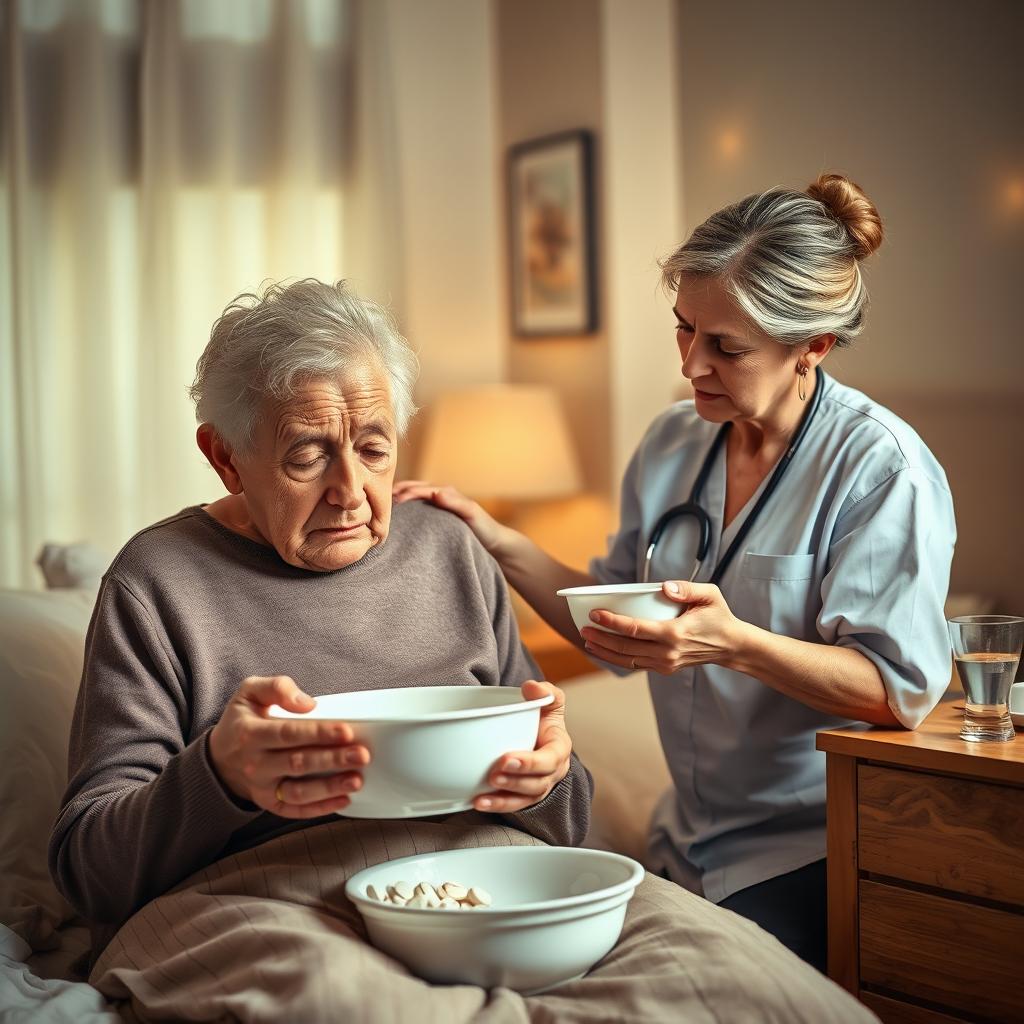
[0,0,403,587]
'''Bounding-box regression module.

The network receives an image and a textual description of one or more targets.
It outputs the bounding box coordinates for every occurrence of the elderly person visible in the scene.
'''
[397,174,956,974]
[49,280,871,1022]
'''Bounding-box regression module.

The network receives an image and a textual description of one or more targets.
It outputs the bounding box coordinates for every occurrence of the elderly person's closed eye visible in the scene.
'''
[48,279,590,961]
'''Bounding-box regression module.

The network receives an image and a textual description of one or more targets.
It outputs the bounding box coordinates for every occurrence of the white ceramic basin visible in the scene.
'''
[346,845,644,993]
[268,685,551,818]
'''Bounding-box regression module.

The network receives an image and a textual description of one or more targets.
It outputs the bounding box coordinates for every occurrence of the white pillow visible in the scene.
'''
[36,543,108,591]
[564,670,671,865]
[0,589,95,950]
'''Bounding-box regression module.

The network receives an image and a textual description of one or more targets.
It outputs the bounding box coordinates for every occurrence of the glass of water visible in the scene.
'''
[947,615,1024,742]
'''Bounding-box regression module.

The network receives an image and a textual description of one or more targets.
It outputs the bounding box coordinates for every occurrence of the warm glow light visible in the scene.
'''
[417,385,582,501]
[1005,178,1024,213]
[716,128,742,160]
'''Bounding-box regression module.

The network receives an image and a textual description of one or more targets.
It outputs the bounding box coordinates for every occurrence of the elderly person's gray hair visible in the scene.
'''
[660,173,884,348]
[190,279,419,451]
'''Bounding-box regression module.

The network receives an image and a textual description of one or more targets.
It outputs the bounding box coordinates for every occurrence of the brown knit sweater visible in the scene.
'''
[49,499,592,955]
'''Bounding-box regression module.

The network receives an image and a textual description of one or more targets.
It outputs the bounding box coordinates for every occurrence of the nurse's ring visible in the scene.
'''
[275,782,285,804]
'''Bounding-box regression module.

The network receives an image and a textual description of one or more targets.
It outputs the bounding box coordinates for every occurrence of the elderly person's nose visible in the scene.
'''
[324,454,365,509]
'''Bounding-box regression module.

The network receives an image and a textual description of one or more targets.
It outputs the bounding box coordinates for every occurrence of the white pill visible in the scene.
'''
[380,879,494,910]
[466,887,492,907]
[389,881,414,901]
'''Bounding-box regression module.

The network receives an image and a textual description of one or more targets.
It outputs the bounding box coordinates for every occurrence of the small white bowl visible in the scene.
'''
[1010,681,1024,729]
[269,686,551,818]
[556,582,680,635]
[346,845,644,993]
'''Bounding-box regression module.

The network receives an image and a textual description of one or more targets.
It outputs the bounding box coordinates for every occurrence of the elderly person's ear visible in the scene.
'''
[197,424,243,495]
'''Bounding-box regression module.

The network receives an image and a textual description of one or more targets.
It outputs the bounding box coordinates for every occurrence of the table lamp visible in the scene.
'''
[417,383,599,679]
[416,384,582,510]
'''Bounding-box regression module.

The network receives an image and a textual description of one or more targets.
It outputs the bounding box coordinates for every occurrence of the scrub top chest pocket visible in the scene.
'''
[729,552,819,639]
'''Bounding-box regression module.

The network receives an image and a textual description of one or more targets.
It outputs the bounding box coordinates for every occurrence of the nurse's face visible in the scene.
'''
[673,276,801,425]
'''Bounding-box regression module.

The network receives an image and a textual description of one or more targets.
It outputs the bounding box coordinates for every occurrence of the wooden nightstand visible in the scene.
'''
[817,702,1024,1024]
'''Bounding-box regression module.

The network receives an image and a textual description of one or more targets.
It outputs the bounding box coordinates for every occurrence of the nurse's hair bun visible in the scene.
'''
[806,173,884,261]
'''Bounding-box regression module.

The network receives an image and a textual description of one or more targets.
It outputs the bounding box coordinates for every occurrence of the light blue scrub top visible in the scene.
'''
[590,372,956,903]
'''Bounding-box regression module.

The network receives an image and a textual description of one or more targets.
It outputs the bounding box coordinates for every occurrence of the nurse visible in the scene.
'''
[394,173,956,972]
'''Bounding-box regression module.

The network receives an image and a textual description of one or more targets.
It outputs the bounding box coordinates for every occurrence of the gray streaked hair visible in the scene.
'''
[660,173,884,348]
[190,279,419,451]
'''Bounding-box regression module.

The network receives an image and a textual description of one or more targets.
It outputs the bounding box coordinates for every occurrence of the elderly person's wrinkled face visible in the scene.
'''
[231,365,396,571]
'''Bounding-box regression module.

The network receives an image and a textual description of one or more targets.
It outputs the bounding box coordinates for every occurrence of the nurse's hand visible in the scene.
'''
[392,480,506,554]
[579,580,745,675]
[473,680,572,813]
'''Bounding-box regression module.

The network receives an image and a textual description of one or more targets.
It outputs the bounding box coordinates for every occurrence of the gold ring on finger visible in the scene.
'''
[275,781,285,804]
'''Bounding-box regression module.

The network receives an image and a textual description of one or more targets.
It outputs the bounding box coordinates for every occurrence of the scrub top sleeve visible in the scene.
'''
[817,466,956,729]
[588,445,643,586]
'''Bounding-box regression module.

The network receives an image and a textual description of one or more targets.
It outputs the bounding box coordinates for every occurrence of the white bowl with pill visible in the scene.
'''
[269,685,551,819]
[346,845,645,993]
[556,582,680,636]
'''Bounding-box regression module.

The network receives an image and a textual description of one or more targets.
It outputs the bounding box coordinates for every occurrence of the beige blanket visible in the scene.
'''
[91,817,875,1023]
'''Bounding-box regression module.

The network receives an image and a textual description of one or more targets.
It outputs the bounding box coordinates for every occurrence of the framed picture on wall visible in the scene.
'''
[508,130,597,335]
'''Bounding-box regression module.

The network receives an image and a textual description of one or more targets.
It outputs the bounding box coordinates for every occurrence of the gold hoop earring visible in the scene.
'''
[797,364,808,401]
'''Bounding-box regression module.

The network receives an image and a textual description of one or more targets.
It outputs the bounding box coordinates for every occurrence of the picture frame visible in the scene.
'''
[508,130,597,335]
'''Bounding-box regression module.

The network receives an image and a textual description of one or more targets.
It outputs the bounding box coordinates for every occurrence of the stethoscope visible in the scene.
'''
[641,366,825,585]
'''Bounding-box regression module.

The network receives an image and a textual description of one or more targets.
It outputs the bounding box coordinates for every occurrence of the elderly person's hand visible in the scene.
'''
[473,680,572,813]
[580,580,744,675]
[210,675,370,817]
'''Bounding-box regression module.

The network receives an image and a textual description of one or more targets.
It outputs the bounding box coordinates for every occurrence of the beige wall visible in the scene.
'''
[496,0,684,502]
[601,0,685,491]
[675,0,1024,613]
[675,0,1023,397]
[380,0,505,477]
[496,0,613,494]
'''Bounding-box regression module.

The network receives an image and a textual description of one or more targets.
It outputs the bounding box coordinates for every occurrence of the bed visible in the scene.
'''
[0,582,872,1022]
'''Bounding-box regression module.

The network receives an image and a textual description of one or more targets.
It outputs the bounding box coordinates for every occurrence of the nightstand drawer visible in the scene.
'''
[860,993,970,1024]
[860,880,1024,1023]
[858,764,1024,906]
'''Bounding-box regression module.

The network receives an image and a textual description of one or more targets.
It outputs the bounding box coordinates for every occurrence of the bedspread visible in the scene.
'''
[89,816,875,1023]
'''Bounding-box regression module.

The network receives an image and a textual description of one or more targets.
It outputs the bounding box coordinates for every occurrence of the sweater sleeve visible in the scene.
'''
[48,575,263,928]
[474,543,594,846]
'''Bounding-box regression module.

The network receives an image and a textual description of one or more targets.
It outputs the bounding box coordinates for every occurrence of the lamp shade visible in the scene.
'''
[417,385,582,501]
